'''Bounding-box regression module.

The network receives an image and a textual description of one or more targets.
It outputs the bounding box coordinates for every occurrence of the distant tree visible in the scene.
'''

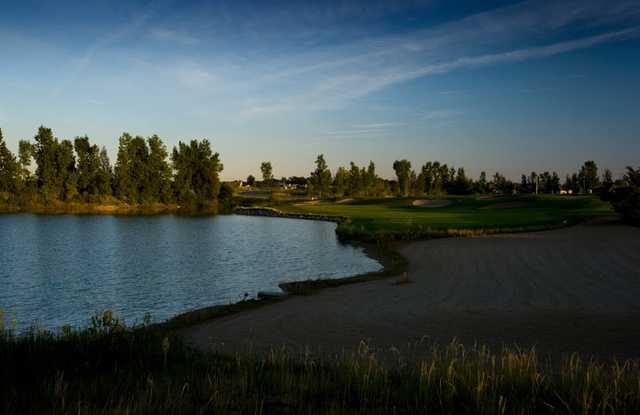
[33,126,62,200]
[57,139,78,201]
[604,166,640,224]
[491,172,511,194]
[333,166,347,197]
[246,174,255,186]
[96,147,112,196]
[260,161,273,185]
[0,128,19,194]
[475,171,488,194]
[114,133,135,202]
[146,135,172,203]
[310,154,332,198]
[172,139,223,208]
[579,160,600,193]
[449,168,473,195]
[347,162,361,196]
[392,159,412,196]
[17,140,35,194]
[365,161,377,196]
[600,168,614,196]
[74,136,102,198]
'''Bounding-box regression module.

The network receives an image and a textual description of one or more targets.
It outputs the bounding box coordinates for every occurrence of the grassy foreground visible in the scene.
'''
[2,313,640,415]
[274,195,613,242]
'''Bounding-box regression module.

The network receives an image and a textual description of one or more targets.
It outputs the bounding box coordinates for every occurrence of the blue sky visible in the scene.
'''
[1,0,639,180]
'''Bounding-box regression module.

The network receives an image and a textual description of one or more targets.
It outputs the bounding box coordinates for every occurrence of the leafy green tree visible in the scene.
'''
[246,174,255,186]
[365,161,377,196]
[172,139,223,207]
[392,159,412,196]
[0,128,19,194]
[348,162,361,196]
[58,139,78,201]
[17,140,35,194]
[311,154,331,198]
[333,166,347,197]
[96,147,112,196]
[74,136,102,197]
[260,161,273,185]
[114,133,136,202]
[147,135,172,203]
[33,126,61,200]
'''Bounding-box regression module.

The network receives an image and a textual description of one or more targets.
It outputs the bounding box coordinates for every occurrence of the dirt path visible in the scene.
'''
[181,223,640,360]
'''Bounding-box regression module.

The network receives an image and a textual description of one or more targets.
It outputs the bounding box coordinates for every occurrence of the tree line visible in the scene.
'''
[253,156,615,198]
[0,126,225,209]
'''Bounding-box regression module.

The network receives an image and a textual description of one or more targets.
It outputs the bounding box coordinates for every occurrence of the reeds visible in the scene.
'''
[1,312,639,414]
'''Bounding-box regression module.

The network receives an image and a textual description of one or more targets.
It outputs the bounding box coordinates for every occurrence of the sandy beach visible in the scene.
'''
[181,223,640,360]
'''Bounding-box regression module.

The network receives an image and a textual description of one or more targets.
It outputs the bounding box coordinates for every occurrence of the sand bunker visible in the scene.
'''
[181,224,640,360]
[480,202,527,210]
[412,199,451,208]
[336,198,354,204]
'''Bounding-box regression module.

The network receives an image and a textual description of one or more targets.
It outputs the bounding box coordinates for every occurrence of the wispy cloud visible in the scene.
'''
[323,121,402,139]
[225,0,640,117]
[149,28,199,45]
[50,11,152,98]
[175,62,216,89]
[420,110,460,120]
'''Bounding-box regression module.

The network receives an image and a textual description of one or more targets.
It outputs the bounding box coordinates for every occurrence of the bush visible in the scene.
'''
[604,167,640,225]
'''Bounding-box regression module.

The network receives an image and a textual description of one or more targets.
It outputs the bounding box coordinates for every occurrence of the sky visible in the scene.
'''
[1,0,639,180]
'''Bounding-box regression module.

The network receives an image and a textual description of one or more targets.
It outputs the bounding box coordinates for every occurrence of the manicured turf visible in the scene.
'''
[277,195,613,239]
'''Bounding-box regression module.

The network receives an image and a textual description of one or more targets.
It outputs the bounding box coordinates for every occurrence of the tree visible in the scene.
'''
[96,147,112,196]
[18,140,35,194]
[147,135,172,203]
[333,167,347,197]
[310,154,331,198]
[246,174,255,186]
[449,168,473,195]
[57,139,78,201]
[260,161,273,185]
[33,126,61,200]
[114,133,136,202]
[605,166,640,224]
[475,171,488,194]
[347,162,361,196]
[74,136,102,197]
[172,139,223,207]
[0,128,19,194]
[392,159,412,196]
[579,160,600,193]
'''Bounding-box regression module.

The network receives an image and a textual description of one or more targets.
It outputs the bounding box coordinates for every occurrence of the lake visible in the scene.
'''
[0,214,382,331]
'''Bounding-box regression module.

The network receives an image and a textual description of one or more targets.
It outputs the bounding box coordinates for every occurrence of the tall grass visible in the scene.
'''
[2,311,640,414]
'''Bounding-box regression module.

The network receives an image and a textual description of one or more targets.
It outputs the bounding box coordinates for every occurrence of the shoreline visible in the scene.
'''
[0,202,221,215]
[165,236,407,329]
[233,206,345,223]
[180,221,640,361]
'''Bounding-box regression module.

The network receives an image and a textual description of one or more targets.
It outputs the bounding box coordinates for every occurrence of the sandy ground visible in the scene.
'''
[412,199,452,208]
[181,223,640,360]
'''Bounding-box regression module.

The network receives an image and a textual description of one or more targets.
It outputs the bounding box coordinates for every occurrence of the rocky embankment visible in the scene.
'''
[233,206,344,223]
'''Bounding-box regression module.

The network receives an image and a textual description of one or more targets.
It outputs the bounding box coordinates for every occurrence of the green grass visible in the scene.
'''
[2,314,640,414]
[275,195,613,242]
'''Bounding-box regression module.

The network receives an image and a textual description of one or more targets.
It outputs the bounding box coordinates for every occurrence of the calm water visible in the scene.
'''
[0,214,381,331]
